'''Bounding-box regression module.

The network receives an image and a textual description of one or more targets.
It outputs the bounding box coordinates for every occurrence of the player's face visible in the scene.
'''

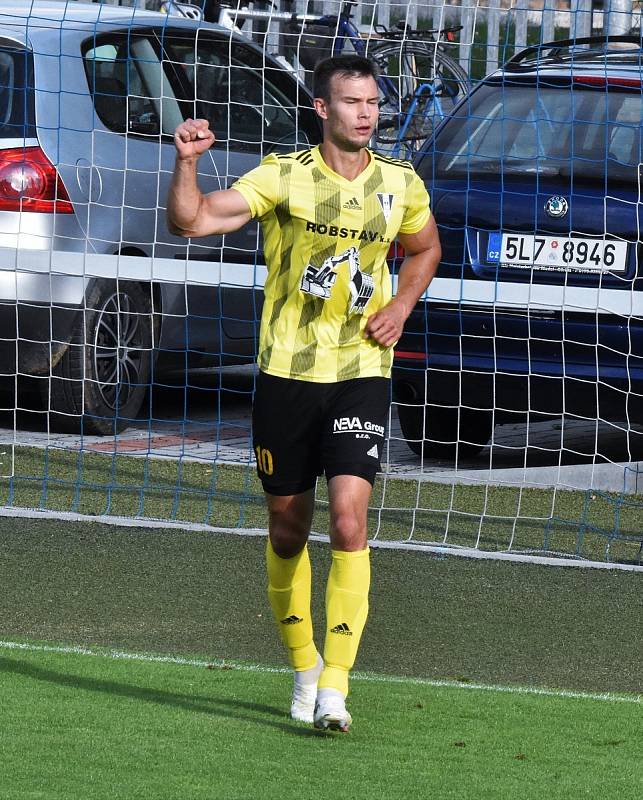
[315,74,380,152]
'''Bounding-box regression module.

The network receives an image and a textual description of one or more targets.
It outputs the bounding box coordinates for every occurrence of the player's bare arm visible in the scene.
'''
[167,118,252,238]
[364,215,441,348]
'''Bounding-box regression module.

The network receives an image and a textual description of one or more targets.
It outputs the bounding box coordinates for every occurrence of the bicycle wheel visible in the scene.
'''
[366,40,470,158]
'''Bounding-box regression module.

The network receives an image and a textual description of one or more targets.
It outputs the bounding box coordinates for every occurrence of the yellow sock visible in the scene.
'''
[266,539,318,672]
[318,548,370,697]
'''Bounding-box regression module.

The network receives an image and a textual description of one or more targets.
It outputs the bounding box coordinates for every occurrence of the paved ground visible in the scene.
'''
[1,367,641,493]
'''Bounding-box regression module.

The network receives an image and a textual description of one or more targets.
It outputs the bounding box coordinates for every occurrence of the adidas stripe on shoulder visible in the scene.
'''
[373,153,414,170]
[276,149,314,165]
[295,149,314,165]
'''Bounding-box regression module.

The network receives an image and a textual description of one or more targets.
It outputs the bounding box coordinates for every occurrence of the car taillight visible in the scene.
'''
[393,350,426,360]
[574,75,642,89]
[0,146,74,213]
[387,240,405,262]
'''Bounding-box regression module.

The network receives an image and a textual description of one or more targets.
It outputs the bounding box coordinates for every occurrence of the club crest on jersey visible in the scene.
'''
[377,193,395,223]
[300,246,374,314]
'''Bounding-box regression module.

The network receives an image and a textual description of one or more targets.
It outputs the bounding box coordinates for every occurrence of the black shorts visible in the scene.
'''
[252,372,391,495]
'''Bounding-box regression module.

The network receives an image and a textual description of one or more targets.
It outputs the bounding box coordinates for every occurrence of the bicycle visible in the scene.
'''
[281,2,470,156]
[367,20,471,158]
[161,1,471,158]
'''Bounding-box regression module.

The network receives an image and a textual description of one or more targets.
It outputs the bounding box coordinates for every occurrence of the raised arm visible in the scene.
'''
[167,118,253,238]
[364,215,441,348]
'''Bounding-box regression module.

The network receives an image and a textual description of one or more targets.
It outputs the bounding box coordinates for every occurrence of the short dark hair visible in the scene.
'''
[312,55,379,101]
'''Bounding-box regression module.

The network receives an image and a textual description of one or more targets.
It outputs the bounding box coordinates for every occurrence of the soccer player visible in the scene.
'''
[167,55,441,731]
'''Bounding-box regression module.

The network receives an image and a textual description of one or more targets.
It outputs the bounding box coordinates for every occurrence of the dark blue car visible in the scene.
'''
[393,35,643,458]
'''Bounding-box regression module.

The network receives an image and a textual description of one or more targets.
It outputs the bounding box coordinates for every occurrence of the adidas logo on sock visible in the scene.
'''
[330,622,353,636]
[342,196,362,210]
[281,615,303,625]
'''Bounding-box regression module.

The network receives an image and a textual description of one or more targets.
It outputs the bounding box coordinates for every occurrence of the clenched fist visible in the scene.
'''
[174,118,215,160]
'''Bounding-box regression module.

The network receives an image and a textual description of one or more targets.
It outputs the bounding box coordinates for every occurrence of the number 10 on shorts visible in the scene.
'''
[255,446,274,476]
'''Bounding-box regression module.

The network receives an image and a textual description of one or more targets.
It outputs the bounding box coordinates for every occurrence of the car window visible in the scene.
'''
[431,82,642,183]
[84,30,306,150]
[84,34,183,136]
[164,36,305,153]
[0,44,36,139]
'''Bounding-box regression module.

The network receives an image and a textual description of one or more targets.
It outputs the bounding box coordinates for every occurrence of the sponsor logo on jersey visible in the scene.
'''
[300,247,374,314]
[305,220,391,243]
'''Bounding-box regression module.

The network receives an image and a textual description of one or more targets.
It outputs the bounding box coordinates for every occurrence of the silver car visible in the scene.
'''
[0,0,320,433]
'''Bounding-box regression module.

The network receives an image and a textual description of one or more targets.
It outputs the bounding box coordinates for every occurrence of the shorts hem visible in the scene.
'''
[325,463,379,486]
[260,477,319,496]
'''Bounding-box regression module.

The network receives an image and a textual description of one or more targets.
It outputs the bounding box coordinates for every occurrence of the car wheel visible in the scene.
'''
[46,281,153,435]
[397,402,493,460]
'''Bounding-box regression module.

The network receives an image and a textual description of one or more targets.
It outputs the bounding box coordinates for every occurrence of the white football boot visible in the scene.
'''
[290,653,323,723]
[313,688,352,732]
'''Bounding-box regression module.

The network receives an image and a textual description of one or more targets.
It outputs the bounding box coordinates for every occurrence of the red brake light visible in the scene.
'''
[573,76,641,88]
[0,146,74,213]
[393,350,426,360]
[387,240,405,261]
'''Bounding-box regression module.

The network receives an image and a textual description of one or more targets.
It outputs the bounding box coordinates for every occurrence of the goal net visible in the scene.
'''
[0,0,641,568]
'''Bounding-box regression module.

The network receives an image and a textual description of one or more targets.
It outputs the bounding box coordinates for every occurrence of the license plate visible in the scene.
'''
[486,233,628,273]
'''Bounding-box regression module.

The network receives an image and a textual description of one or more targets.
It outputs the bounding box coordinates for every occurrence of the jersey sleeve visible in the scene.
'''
[398,169,432,235]
[230,154,281,219]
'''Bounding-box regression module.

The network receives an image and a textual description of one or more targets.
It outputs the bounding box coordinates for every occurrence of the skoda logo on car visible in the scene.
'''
[544,195,569,218]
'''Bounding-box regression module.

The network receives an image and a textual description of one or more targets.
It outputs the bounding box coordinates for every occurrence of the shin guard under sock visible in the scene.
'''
[266,539,317,672]
[319,548,370,697]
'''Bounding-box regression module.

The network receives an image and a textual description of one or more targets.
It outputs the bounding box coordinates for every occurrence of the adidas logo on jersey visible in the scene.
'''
[281,615,303,625]
[343,196,362,210]
[367,444,379,459]
[330,623,353,636]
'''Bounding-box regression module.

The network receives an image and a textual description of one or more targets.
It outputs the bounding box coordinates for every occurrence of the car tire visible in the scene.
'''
[397,402,493,460]
[46,281,153,435]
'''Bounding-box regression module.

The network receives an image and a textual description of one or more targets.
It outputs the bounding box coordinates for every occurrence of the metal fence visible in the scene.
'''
[68,1,643,79]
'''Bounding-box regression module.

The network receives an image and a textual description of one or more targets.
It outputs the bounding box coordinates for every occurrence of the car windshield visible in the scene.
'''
[0,44,35,139]
[431,81,642,184]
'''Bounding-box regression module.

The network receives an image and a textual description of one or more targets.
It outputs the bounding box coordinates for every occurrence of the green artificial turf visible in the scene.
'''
[0,645,639,800]
[0,516,640,798]
[0,519,640,694]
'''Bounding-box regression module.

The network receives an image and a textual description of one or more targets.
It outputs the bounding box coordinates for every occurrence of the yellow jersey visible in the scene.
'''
[232,145,431,382]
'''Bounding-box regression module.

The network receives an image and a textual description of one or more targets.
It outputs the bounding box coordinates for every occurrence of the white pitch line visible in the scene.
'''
[1,506,641,571]
[0,640,639,706]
